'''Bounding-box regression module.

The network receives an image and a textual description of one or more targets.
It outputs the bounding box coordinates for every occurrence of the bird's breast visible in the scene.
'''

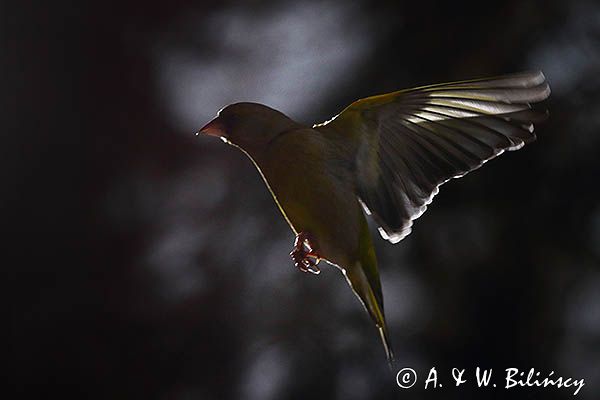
[251,129,362,266]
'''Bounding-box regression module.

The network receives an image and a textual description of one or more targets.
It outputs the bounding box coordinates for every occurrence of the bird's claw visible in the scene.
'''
[294,255,321,275]
[290,232,321,275]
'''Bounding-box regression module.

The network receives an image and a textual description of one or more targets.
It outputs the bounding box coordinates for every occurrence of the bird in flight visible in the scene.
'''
[198,71,550,365]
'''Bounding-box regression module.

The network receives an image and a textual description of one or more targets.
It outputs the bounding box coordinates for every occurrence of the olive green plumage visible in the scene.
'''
[199,71,550,365]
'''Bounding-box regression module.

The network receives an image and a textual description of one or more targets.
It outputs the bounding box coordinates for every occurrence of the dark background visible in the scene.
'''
[6,0,599,399]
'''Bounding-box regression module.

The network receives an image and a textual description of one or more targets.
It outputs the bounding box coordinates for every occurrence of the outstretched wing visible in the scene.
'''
[314,71,550,243]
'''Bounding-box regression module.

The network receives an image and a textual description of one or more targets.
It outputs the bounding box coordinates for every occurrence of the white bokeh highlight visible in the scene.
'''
[154,1,373,131]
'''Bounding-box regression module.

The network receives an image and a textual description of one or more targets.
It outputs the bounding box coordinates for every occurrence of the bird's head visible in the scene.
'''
[198,102,299,154]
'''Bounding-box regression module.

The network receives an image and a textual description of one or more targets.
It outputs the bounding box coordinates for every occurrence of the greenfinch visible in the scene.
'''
[199,71,550,365]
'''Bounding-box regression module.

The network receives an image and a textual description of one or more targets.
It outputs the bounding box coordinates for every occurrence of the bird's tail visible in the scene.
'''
[344,213,395,367]
[378,322,395,369]
[365,280,395,368]
[343,260,395,368]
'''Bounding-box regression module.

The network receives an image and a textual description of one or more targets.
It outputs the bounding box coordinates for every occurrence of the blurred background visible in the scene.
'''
[6,0,600,399]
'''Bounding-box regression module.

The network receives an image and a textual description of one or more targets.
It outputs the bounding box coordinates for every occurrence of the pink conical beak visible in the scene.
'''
[197,117,226,138]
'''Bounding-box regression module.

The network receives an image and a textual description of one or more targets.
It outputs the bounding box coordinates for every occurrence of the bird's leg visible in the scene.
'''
[290,231,321,275]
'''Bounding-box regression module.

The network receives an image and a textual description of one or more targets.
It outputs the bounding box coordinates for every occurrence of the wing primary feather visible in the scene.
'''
[314,71,549,243]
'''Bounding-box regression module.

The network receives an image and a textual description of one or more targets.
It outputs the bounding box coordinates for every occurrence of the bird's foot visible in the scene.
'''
[290,231,321,275]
